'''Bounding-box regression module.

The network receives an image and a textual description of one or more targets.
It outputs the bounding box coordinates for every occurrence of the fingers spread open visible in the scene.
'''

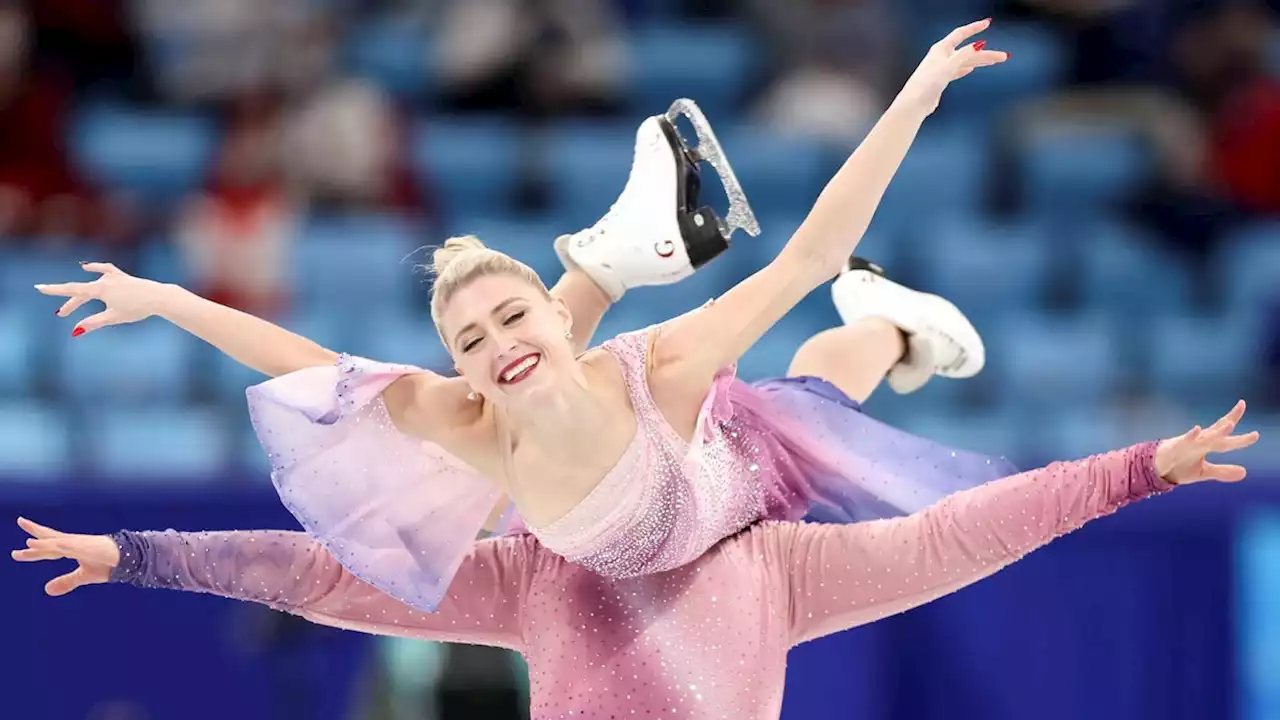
[941,18,992,49]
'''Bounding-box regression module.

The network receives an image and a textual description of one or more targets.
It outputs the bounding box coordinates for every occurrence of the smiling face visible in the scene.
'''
[439,273,575,403]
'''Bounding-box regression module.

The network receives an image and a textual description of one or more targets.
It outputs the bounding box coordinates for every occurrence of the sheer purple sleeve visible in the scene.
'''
[245,354,508,614]
[775,442,1173,645]
[110,529,536,651]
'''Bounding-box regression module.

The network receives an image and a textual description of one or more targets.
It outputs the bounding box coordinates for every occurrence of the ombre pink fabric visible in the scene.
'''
[111,443,1171,720]
[246,328,1015,613]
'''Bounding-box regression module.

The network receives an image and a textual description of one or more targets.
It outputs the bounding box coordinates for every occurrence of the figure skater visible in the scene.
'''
[36,20,1014,614]
[13,403,1259,719]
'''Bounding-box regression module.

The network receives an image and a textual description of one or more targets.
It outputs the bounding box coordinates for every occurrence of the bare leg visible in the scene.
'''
[549,269,612,354]
[787,318,905,404]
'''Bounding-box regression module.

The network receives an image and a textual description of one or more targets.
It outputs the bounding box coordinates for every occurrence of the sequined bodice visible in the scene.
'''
[526,330,769,578]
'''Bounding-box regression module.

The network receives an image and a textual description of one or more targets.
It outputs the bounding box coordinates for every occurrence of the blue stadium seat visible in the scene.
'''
[736,323,815,382]
[208,353,269,406]
[0,246,96,312]
[876,126,989,234]
[294,214,421,313]
[0,402,71,477]
[717,127,826,217]
[932,23,1067,115]
[60,323,194,405]
[413,117,521,217]
[1219,224,1280,315]
[914,215,1052,315]
[348,313,449,370]
[446,215,567,281]
[1147,314,1257,404]
[1032,407,1128,463]
[0,308,37,397]
[1032,401,1211,465]
[1076,219,1194,319]
[544,121,636,225]
[994,311,1120,409]
[1020,126,1146,215]
[207,310,349,403]
[136,240,190,286]
[237,421,272,475]
[89,407,229,480]
[625,24,757,118]
[71,106,216,204]
[1232,412,1280,471]
[743,215,805,269]
[345,17,433,99]
[892,410,1023,463]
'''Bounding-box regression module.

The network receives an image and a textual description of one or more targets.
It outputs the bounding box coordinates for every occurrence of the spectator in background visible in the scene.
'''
[1119,1,1280,257]
[1004,0,1280,256]
[997,0,1222,256]
[748,0,899,146]
[175,96,297,318]
[23,0,150,100]
[0,1,133,245]
[436,0,625,117]
[132,0,331,105]
[1177,2,1280,215]
[284,79,435,222]
[999,0,1181,86]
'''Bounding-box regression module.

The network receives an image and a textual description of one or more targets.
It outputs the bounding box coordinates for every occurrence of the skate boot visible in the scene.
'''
[555,98,761,301]
[831,257,986,394]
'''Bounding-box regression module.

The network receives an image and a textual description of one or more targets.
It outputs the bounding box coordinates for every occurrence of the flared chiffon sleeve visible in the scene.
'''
[109,529,536,651]
[245,353,506,613]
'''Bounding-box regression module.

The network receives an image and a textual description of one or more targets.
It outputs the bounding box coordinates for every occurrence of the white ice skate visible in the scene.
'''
[555,98,761,301]
[831,257,986,395]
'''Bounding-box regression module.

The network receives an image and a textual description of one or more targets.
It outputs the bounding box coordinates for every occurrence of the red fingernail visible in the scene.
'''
[975,40,987,51]
[1005,51,1013,59]
[71,327,84,338]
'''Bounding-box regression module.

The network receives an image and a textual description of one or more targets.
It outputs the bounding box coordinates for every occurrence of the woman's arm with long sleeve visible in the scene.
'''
[109,529,536,651]
[775,442,1173,645]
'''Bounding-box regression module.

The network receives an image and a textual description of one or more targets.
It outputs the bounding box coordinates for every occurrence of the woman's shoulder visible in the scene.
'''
[383,373,488,442]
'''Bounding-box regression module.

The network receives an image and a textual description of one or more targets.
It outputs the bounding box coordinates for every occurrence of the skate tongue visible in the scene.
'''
[664,98,760,240]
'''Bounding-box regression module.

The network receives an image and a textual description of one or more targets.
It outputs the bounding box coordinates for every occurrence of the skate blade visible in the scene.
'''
[664,98,761,240]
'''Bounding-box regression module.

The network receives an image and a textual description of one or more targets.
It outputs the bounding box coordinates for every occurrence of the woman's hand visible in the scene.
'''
[900,18,1010,115]
[1155,400,1260,484]
[10,517,120,596]
[35,262,169,336]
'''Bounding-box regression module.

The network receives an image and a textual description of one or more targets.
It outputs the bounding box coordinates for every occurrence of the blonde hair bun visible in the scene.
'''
[427,234,549,335]
[431,235,489,276]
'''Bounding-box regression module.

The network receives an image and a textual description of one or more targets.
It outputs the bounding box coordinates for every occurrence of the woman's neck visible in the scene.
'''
[502,366,603,454]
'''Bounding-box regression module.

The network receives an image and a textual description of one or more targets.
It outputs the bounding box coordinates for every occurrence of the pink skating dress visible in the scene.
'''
[109,443,1171,720]
[246,328,1016,613]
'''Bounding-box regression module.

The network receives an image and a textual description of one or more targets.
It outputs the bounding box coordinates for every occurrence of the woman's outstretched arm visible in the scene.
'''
[14,518,538,651]
[774,402,1257,645]
[777,443,1167,645]
[650,19,1009,390]
[37,264,340,378]
[37,262,609,375]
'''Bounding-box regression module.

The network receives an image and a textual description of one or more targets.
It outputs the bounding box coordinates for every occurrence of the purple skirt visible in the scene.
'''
[731,374,1018,524]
